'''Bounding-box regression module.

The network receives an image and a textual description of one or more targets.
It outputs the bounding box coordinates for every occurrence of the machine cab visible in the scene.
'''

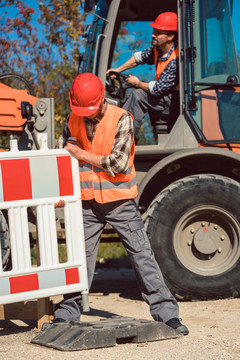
[81,0,240,146]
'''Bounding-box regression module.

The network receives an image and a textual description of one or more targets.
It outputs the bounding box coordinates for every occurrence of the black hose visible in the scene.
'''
[0,73,36,96]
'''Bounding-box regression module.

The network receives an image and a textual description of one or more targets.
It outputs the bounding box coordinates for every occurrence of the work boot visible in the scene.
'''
[165,317,189,335]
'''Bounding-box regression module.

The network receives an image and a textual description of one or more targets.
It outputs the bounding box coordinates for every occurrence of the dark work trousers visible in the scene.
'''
[123,88,178,136]
[55,198,179,323]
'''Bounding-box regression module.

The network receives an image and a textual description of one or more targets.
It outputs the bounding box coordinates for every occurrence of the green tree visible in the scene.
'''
[0,0,86,137]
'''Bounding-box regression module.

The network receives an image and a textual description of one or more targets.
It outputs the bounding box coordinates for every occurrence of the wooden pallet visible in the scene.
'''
[0,297,53,329]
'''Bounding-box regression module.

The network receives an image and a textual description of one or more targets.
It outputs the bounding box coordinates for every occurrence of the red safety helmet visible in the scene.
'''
[70,73,105,117]
[150,12,178,31]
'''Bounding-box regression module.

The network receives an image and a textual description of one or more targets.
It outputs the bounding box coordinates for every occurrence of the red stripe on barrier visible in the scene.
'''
[1,159,32,201]
[10,274,39,294]
[65,268,79,285]
[56,156,74,196]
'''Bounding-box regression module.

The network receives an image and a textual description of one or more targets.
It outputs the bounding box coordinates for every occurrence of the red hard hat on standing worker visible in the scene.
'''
[150,12,178,31]
[70,73,105,117]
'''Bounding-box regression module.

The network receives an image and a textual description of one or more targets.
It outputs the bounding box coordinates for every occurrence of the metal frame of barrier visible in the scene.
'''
[0,137,89,312]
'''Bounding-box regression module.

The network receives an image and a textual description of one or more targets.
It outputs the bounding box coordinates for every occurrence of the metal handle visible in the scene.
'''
[93,33,106,74]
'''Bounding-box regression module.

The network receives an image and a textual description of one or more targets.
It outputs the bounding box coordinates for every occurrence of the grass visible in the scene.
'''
[96,242,127,262]
[31,242,127,265]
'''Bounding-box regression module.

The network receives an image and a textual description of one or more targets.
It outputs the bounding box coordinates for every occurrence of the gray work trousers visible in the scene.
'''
[55,199,179,323]
[123,88,178,136]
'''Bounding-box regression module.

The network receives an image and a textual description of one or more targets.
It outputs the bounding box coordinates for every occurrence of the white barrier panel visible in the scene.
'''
[0,137,89,311]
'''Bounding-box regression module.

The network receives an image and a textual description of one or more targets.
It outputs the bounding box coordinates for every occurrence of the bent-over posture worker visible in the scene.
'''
[107,12,179,137]
[53,72,188,335]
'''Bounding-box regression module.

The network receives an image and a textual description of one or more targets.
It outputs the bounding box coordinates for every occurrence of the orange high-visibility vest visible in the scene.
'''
[68,104,138,203]
[154,45,179,80]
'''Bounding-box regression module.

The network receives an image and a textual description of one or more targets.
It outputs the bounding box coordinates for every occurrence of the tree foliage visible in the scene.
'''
[0,0,86,136]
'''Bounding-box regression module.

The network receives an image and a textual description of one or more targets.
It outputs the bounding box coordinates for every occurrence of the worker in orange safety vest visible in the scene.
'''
[107,12,179,139]
[52,73,188,336]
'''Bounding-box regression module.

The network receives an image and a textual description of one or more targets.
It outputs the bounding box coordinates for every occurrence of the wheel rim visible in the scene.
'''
[173,205,240,276]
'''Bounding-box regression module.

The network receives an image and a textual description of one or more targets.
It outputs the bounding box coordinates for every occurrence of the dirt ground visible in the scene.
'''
[0,267,240,360]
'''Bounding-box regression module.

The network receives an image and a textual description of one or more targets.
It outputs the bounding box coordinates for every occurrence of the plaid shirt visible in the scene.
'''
[62,101,133,177]
[134,42,179,96]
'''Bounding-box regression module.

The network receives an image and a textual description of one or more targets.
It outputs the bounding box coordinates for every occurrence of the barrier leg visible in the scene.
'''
[35,216,54,329]
[37,298,53,330]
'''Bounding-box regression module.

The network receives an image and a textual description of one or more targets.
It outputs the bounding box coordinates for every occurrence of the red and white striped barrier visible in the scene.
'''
[0,136,89,311]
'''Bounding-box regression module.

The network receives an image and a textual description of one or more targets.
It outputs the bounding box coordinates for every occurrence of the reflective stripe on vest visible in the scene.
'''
[68,104,138,203]
[79,163,133,175]
[94,177,137,191]
[154,45,179,80]
[79,177,137,190]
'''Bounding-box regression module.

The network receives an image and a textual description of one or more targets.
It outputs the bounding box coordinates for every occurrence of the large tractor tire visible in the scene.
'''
[144,174,240,301]
[0,210,10,271]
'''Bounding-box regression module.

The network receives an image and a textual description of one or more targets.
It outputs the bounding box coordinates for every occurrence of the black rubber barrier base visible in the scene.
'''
[31,316,182,351]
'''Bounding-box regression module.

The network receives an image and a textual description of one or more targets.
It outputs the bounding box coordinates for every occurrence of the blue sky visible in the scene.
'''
[2,0,240,57]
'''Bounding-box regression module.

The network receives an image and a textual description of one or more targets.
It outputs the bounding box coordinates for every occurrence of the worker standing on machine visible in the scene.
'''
[53,72,189,336]
[107,12,179,138]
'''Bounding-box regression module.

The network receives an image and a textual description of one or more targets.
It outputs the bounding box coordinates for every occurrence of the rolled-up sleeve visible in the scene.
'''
[134,45,155,65]
[134,51,144,64]
[100,112,133,176]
